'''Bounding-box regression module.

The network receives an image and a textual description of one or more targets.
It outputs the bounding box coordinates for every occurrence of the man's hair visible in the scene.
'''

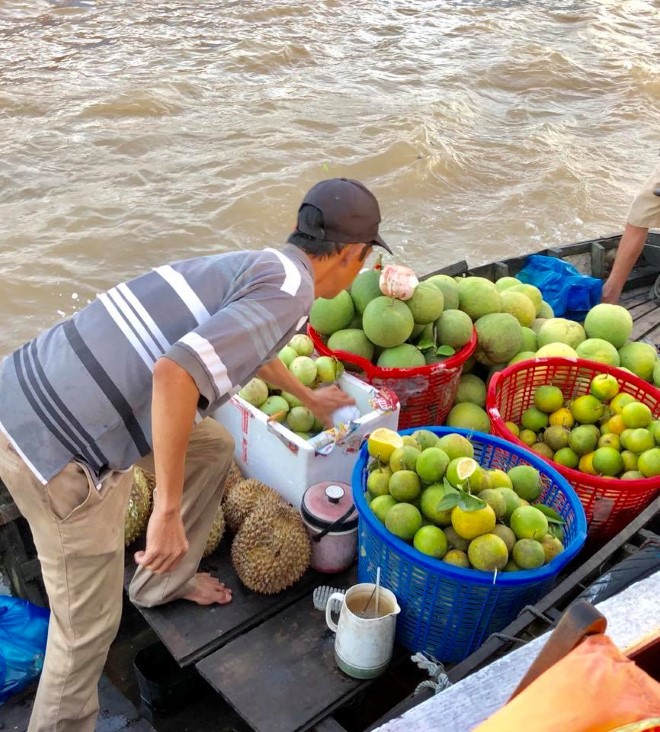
[287,204,354,259]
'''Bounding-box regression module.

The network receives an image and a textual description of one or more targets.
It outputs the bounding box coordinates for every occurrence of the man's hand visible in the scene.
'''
[135,507,189,574]
[601,277,623,305]
[304,384,355,428]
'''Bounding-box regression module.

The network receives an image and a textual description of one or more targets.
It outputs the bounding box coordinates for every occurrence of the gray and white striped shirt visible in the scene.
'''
[0,245,314,485]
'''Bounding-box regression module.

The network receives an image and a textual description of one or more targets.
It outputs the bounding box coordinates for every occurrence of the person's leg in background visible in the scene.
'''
[0,438,132,732]
[128,417,234,607]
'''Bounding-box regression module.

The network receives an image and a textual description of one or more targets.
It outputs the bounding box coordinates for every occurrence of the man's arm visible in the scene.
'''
[257,357,355,428]
[134,357,198,574]
[601,223,648,304]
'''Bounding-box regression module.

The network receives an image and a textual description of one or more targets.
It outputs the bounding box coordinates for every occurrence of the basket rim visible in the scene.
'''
[352,425,588,586]
[486,356,660,493]
[308,324,477,378]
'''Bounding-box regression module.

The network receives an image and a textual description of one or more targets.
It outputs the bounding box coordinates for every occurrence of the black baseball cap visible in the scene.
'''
[296,178,392,254]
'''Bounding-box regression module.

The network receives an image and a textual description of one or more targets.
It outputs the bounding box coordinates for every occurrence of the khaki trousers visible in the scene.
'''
[0,418,233,732]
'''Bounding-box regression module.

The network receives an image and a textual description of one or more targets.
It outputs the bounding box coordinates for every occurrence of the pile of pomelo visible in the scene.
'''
[503,373,660,479]
[238,333,344,440]
[365,427,566,573]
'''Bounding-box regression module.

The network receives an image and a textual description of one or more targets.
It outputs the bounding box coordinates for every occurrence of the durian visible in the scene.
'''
[124,467,154,546]
[203,504,226,558]
[231,500,311,594]
[224,460,244,496]
[222,477,282,534]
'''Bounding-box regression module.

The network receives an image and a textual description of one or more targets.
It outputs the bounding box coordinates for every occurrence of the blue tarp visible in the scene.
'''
[516,254,602,320]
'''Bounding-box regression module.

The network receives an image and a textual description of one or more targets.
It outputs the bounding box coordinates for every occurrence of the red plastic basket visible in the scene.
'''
[486,357,660,540]
[308,324,477,430]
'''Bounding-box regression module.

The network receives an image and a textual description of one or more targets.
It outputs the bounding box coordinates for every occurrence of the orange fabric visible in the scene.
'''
[475,635,660,732]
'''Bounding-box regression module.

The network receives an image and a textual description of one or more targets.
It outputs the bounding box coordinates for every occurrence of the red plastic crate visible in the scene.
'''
[308,325,477,430]
[487,357,660,540]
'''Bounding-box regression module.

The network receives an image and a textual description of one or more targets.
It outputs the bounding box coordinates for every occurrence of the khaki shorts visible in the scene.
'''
[627,160,660,229]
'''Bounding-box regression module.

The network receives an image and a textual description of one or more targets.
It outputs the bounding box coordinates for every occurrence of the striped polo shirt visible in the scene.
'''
[0,245,314,485]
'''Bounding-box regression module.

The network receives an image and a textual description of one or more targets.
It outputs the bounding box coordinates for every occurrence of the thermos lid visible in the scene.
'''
[301,481,358,532]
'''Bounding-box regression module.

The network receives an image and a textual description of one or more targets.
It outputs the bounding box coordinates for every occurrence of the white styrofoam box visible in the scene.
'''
[212,373,400,508]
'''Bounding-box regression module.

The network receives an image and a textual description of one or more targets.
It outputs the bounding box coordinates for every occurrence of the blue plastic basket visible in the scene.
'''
[352,426,588,663]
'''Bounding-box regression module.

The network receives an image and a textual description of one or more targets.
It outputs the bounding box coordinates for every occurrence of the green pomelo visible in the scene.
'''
[370,495,397,523]
[437,433,474,460]
[538,301,554,319]
[536,343,578,359]
[475,312,524,366]
[509,351,537,366]
[348,314,363,329]
[468,534,509,572]
[521,407,549,432]
[389,445,422,472]
[327,329,375,362]
[238,377,269,407]
[508,283,543,314]
[512,538,545,569]
[260,395,290,421]
[411,429,439,450]
[638,447,660,477]
[286,406,315,433]
[385,503,423,541]
[455,374,487,407]
[425,274,460,310]
[309,290,355,335]
[407,281,444,324]
[457,277,502,320]
[534,385,565,413]
[537,318,586,350]
[410,322,426,340]
[376,343,426,369]
[446,403,491,433]
[592,447,624,477]
[350,269,382,314]
[575,338,621,367]
[362,296,415,348]
[554,447,579,469]
[420,486,454,526]
[280,391,303,408]
[413,525,448,558]
[571,394,604,424]
[315,355,344,383]
[584,303,633,348]
[389,470,422,502]
[435,309,474,349]
[495,276,520,292]
[654,360,660,387]
[507,465,542,501]
[520,327,538,353]
[621,470,645,480]
[500,290,536,327]
[531,318,548,334]
[618,342,657,381]
[510,506,549,540]
[416,447,450,483]
[621,404,652,430]
[568,424,599,455]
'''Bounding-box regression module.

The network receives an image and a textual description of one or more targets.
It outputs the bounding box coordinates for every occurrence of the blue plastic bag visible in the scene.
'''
[516,254,603,320]
[0,596,49,704]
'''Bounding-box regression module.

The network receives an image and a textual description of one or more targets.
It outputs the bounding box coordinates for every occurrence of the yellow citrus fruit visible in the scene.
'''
[578,451,597,475]
[519,429,537,446]
[451,503,496,540]
[638,447,660,477]
[570,394,604,424]
[388,470,422,502]
[512,538,545,569]
[625,428,655,454]
[489,469,513,489]
[549,407,575,428]
[621,401,653,429]
[597,433,621,451]
[621,450,638,472]
[592,447,623,477]
[367,428,403,462]
[467,533,509,571]
[504,421,520,436]
[446,457,479,487]
[442,549,470,568]
[607,414,626,435]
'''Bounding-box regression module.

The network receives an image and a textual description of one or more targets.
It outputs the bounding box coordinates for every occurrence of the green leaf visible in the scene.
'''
[442,478,459,494]
[436,493,459,511]
[457,489,487,512]
[417,335,435,351]
[546,516,565,526]
[436,345,456,356]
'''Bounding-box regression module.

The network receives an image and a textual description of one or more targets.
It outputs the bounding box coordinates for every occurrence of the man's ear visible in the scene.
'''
[338,243,364,266]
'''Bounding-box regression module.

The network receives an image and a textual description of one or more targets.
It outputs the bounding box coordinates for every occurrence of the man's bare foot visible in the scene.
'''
[182,572,233,605]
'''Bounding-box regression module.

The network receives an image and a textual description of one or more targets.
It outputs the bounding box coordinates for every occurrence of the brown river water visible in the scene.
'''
[0,0,659,352]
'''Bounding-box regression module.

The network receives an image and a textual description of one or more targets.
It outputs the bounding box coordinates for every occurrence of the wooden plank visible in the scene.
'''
[196,567,366,732]
[631,309,660,346]
[628,299,658,320]
[124,542,327,667]
[313,718,348,731]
